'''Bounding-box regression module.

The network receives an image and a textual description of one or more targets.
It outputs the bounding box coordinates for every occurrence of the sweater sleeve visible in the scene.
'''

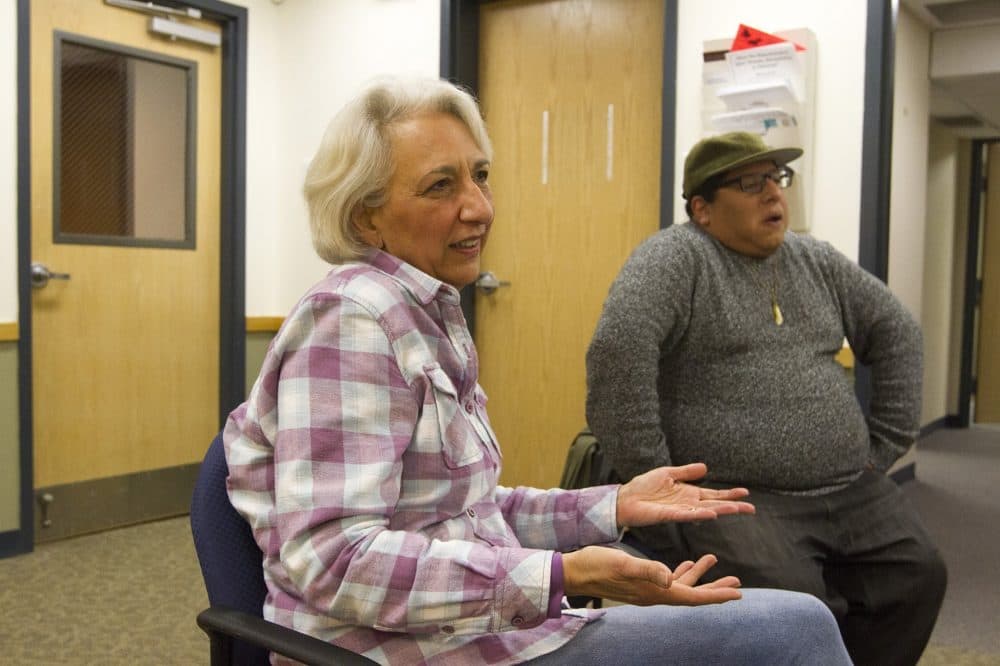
[586,232,694,481]
[821,243,923,471]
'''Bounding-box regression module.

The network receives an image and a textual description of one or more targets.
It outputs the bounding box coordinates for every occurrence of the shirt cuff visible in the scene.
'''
[548,552,565,618]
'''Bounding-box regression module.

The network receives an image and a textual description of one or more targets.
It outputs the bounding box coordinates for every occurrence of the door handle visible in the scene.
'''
[475,271,511,295]
[30,262,72,289]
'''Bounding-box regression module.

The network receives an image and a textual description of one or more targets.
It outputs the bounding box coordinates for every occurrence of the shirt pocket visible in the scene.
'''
[425,364,485,469]
[469,385,502,458]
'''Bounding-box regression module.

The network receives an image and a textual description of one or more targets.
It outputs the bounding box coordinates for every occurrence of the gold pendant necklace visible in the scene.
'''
[772,299,784,326]
[769,263,783,326]
[751,257,784,326]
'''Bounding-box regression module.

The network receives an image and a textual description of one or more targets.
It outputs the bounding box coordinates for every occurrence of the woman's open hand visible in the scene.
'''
[616,464,754,527]
[561,547,742,606]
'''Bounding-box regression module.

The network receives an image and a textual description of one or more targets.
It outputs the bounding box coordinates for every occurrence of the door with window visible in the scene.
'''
[29,0,222,540]
[475,0,664,488]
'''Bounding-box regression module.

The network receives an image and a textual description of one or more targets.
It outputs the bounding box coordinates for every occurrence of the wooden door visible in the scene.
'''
[976,143,1000,422]
[477,0,663,488]
[30,0,221,540]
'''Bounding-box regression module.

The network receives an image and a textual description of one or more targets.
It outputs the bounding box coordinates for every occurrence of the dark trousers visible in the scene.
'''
[632,470,947,666]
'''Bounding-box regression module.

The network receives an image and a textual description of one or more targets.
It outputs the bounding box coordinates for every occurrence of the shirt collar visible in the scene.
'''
[364,248,462,306]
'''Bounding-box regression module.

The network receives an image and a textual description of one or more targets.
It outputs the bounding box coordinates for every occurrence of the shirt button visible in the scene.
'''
[442,625,455,634]
[466,508,477,518]
[465,402,474,413]
[512,616,525,626]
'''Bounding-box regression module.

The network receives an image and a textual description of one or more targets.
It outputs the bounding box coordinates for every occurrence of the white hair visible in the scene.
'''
[303,76,493,264]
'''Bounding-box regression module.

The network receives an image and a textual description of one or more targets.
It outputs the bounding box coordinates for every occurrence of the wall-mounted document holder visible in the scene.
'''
[701,28,816,232]
[709,107,797,134]
[716,80,798,111]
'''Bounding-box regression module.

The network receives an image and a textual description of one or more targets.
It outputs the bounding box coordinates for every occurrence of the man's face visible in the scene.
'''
[691,160,789,258]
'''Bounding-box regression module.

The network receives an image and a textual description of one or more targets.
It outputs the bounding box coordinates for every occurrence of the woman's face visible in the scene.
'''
[358,111,493,289]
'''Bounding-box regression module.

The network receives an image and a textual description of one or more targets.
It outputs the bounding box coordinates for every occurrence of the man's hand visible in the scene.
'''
[562,547,742,606]
[616,463,754,527]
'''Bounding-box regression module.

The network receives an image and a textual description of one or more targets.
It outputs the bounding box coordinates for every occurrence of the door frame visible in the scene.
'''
[4,0,247,558]
[958,138,1000,426]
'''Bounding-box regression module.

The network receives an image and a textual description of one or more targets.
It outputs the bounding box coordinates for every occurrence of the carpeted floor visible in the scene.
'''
[902,425,1000,665]
[0,516,207,664]
[0,426,998,664]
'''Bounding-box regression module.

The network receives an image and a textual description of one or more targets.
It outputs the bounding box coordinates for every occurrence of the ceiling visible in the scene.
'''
[902,0,1000,138]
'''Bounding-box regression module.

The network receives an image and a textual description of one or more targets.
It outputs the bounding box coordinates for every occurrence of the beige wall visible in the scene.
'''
[923,125,965,424]
[676,1,868,259]
[0,0,440,538]
[890,7,967,428]
[1,3,16,323]
[0,0,15,532]
[889,6,931,323]
[0,343,19,532]
[245,332,273,397]
[1,1,978,539]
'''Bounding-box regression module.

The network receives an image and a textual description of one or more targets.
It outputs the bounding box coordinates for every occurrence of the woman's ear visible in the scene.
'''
[352,205,383,249]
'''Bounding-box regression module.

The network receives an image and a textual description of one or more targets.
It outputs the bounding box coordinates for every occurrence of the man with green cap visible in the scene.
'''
[586,131,946,666]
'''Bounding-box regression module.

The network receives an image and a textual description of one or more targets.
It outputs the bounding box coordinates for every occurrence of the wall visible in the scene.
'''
[923,124,964,424]
[889,6,930,322]
[0,0,961,533]
[0,0,439,537]
[886,6,928,468]
[676,1,869,259]
[892,7,966,428]
[1,3,18,533]
[239,0,441,316]
[888,6,938,430]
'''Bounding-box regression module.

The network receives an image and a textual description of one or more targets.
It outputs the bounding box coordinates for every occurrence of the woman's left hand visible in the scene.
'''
[616,463,755,527]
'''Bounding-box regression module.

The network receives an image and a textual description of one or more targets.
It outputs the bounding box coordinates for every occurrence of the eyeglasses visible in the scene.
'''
[718,167,794,194]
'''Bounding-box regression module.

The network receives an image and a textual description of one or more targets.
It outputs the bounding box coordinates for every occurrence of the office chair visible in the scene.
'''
[560,426,663,609]
[190,432,376,665]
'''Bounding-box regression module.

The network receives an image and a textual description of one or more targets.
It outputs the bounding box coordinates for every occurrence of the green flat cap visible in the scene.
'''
[682,131,803,199]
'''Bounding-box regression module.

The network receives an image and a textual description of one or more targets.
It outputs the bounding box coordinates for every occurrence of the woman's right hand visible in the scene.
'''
[561,546,743,606]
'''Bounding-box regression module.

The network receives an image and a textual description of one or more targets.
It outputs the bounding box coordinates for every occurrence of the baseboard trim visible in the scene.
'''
[0,529,32,559]
[919,416,952,438]
[33,463,201,544]
[890,461,915,485]
[245,316,283,333]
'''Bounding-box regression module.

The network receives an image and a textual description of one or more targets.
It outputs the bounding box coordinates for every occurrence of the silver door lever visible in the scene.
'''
[30,262,71,289]
[475,271,511,295]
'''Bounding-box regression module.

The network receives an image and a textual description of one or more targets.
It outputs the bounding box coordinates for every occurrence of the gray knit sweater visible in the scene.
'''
[586,222,922,495]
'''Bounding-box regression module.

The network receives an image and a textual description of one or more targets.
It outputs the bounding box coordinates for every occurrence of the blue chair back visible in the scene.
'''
[190,432,270,665]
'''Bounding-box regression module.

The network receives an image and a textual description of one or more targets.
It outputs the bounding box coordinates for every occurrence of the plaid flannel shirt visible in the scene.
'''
[224,250,619,665]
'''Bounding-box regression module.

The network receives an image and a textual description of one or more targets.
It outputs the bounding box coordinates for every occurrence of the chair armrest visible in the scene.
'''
[196,607,377,665]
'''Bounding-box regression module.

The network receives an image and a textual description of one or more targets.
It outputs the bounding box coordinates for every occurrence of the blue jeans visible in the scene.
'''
[527,588,851,665]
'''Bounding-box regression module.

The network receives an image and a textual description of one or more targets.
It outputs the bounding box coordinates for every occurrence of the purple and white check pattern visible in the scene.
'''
[224,250,619,665]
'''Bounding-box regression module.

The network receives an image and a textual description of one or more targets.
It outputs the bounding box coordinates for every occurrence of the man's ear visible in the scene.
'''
[352,205,382,248]
[690,196,710,227]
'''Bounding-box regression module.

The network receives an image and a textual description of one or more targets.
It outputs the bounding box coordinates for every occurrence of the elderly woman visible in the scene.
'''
[223,76,850,665]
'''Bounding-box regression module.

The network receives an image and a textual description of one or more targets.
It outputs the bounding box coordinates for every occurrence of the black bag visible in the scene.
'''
[559,427,607,490]
[559,427,615,490]
[559,427,622,609]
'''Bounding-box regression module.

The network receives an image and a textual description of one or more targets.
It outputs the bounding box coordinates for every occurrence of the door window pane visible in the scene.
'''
[54,33,196,248]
